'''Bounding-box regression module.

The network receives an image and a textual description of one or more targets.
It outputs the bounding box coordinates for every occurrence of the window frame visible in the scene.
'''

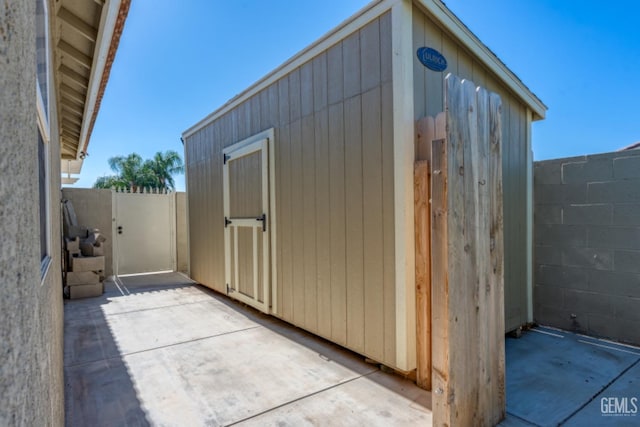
[36,0,52,282]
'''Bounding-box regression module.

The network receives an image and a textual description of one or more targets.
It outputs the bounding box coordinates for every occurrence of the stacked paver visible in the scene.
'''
[62,200,106,299]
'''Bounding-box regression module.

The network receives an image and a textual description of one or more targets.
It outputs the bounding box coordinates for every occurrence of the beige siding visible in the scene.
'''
[185,13,396,367]
[412,5,529,331]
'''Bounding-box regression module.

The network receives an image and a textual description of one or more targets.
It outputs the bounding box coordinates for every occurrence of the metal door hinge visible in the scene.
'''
[256,213,267,232]
[226,283,235,294]
[225,217,232,228]
[223,153,230,164]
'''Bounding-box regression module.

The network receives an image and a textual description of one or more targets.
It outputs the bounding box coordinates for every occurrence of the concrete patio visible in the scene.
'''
[64,272,640,426]
[64,273,431,426]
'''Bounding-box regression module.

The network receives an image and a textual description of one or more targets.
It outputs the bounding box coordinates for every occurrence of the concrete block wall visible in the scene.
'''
[62,188,114,276]
[534,149,640,345]
[62,189,189,275]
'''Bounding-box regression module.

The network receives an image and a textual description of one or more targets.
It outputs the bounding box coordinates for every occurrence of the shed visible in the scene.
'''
[182,0,546,375]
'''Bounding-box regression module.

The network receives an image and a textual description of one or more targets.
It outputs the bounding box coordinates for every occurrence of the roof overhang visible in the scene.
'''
[53,0,131,179]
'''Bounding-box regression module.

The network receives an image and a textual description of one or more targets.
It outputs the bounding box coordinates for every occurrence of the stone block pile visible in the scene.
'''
[62,200,106,299]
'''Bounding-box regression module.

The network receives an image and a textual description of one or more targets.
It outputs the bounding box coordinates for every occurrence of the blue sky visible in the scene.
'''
[75,0,640,191]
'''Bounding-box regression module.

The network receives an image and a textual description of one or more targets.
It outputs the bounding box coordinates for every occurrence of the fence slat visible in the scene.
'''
[432,74,505,427]
[414,159,431,390]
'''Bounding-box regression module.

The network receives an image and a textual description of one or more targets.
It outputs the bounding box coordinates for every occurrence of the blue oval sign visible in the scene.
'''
[417,47,447,72]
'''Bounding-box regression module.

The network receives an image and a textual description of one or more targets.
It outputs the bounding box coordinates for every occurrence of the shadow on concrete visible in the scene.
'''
[64,279,153,426]
[64,272,430,425]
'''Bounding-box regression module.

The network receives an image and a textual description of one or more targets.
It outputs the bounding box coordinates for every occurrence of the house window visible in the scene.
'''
[38,130,48,262]
[36,0,51,277]
[36,0,48,122]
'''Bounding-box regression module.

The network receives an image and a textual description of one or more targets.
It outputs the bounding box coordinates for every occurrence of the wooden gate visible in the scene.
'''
[223,136,270,314]
[415,74,505,426]
[113,190,176,276]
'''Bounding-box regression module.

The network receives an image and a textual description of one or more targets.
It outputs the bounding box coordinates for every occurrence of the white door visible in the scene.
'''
[114,191,176,275]
[223,137,270,313]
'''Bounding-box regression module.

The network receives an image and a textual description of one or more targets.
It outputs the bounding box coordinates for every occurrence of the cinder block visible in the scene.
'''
[614,250,640,273]
[69,282,103,299]
[586,313,624,341]
[534,245,562,266]
[534,160,563,184]
[534,304,584,332]
[613,203,640,226]
[69,256,105,273]
[80,242,104,257]
[561,247,612,270]
[534,224,586,248]
[563,204,612,225]
[562,158,613,184]
[66,271,100,285]
[586,313,640,345]
[612,295,640,322]
[534,204,562,225]
[535,183,587,204]
[535,264,588,290]
[588,269,640,298]
[587,226,640,250]
[614,156,640,179]
[563,289,612,315]
[65,237,80,252]
[588,179,640,203]
[534,284,564,309]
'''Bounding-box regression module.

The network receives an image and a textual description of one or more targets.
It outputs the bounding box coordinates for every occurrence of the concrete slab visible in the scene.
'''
[501,326,640,426]
[235,371,431,426]
[64,272,430,426]
[564,359,640,426]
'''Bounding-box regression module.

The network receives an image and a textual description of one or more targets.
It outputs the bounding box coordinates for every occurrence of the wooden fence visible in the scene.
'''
[415,74,505,426]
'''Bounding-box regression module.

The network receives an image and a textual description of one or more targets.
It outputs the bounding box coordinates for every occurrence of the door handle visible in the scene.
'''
[117,226,123,235]
[256,213,266,232]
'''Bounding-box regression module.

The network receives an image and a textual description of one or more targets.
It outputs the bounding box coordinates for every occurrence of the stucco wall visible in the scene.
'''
[534,150,640,345]
[62,188,114,277]
[0,0,65,425]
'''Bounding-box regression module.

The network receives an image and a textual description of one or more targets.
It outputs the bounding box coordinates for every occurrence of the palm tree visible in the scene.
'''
[144,150,184,191]
[93,151,183,191]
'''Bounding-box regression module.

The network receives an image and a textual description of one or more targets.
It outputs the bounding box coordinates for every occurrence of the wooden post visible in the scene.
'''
[431,74,505,427]
[414,160,431,390]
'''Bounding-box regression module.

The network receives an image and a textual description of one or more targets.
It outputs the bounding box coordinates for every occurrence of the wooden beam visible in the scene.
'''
[59,64,89,89]
[60,83,87,105]
[58,7,97,42]
[61,141,77,153]
[62,119,82,132]
[58,39,92,69]
[61,96,83,111]
[415,116,434,162]
[62,112,83,126]
[414,159,431,390]
[431,74,505,427]
[62,129,80,140]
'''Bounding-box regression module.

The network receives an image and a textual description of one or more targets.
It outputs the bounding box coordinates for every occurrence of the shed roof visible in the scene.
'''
[183,0,546,139]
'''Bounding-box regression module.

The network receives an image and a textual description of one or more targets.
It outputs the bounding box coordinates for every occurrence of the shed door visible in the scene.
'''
[223,138,270,313]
